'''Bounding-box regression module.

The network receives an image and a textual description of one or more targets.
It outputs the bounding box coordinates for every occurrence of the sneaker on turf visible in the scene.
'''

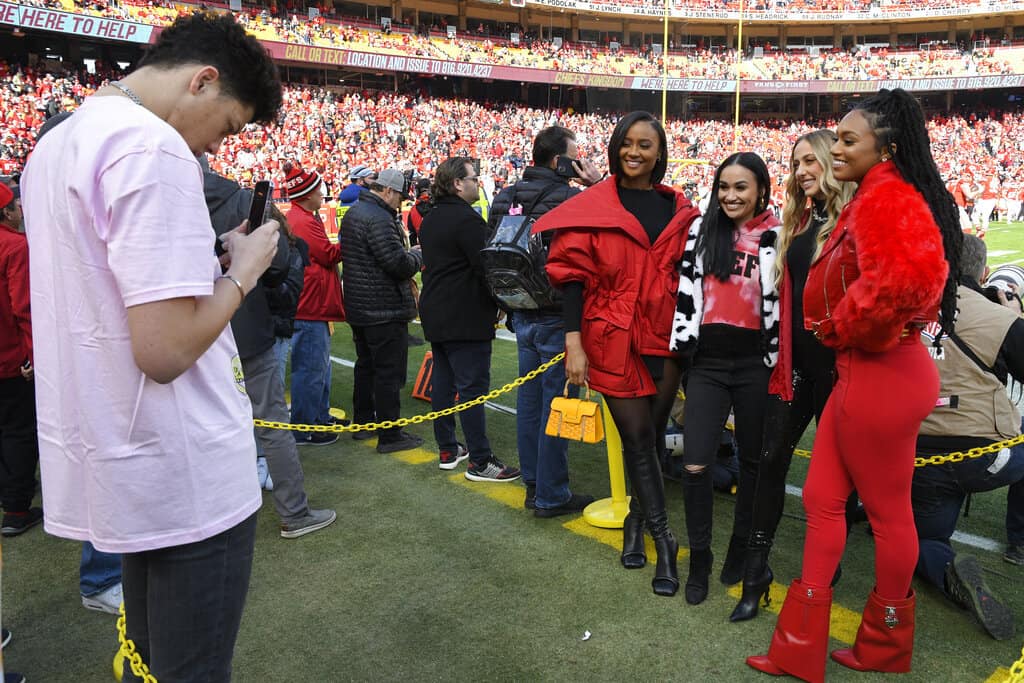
[280,508,337,539]
[1004,544,1024,566]
[945,554,1015,640]
[294,431,339,447]
[377,431,424,454]
[465,457,521,483]
[82,582,123,615]
[1,507,43,537]
[5,673,25,683]
[439,444,469,470]
[534,493,597,519]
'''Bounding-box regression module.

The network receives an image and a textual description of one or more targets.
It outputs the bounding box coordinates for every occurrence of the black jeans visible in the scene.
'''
[430,340,493,465]
[681,353,770,549]
[913,422,1024,593]
[747,367,834,546]
[351,322,409,443]
[122,512,257,683]
[0,375,39,512]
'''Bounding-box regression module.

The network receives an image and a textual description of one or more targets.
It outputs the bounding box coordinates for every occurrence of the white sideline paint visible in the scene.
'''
[784,485,1002,552]
[330,355,1006,554]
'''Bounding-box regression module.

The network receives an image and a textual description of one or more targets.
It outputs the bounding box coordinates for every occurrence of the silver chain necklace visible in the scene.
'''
[109,80,142,106]
[810,204,827,223]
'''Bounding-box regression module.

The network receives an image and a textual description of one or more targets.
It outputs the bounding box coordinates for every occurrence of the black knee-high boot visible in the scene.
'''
[621,488,646,569]
[624,447,678,596]
[682,468,714,604]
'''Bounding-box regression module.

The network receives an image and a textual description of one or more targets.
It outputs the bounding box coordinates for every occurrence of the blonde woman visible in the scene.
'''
[729,130,855,622]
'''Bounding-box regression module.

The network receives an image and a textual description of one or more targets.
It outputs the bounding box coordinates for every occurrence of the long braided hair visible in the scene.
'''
[853,88,962,339]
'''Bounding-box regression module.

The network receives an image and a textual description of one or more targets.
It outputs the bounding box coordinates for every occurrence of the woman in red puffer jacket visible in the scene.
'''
[748,88,962,683]
[534,111,701,598]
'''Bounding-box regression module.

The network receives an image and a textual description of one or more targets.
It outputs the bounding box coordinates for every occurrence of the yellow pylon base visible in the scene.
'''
[583,496,630,529]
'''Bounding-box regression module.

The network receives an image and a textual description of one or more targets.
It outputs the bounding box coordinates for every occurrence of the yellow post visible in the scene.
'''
[660,0,669,122]
[732,0,745,151]
[583,399,629,528]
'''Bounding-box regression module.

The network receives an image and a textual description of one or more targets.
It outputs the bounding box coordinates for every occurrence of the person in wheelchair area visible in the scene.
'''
[912,234,1024,641]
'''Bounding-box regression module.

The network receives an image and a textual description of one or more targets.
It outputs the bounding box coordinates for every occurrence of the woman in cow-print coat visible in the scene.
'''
[669,152,781,606]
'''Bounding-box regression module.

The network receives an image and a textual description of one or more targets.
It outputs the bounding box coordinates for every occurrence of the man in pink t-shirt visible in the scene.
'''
[22,14,282,681]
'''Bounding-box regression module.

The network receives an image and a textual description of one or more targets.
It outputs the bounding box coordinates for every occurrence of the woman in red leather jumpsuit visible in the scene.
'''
[534,111,701,597]
[747,88,963,681]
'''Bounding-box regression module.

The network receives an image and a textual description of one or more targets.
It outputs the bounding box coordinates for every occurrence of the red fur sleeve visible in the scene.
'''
[830,174,948,352]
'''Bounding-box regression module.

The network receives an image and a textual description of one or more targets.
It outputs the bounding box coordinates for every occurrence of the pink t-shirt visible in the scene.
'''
[22,97,261,554]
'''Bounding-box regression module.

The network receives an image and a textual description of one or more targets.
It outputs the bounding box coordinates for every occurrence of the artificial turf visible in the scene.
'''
[3,222,1022,681]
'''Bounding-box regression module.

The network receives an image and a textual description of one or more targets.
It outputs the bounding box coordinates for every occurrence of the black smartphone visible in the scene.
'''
[555,155,579,179]
[248,180,273,231]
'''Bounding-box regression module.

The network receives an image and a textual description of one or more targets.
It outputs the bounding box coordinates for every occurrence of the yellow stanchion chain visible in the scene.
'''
[792,433,1024,467]
[116,604,158,683]
[254,353,566,434]
[1009,642,1024,682]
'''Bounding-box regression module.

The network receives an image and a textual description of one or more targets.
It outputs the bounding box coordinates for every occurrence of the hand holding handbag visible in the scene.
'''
[545,381,604,444]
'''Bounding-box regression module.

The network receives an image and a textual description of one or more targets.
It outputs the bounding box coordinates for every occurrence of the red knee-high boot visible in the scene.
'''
[831,588,915,673]
[746,580,832,683]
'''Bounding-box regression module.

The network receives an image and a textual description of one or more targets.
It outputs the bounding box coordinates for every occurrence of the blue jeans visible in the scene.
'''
[80,541,121,596]
[122,513,257,683]
[513,312,572,508]
[430,340,492,466]
[290,320,332,432]
[273,336,291,388]
[912,419,1024,594]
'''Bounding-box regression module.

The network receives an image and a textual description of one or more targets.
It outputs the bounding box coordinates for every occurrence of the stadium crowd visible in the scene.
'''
[3,62,1023,218]
[11,0,1024,80]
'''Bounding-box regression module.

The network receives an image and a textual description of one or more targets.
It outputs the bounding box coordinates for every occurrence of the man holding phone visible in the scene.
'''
[487,126,601,515]
[22,14,283,679]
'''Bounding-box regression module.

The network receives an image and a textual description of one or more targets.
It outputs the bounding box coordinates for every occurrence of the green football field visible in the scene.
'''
[4,223,1023,681]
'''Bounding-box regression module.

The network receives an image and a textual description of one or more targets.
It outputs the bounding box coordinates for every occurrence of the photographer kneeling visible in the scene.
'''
[912,234,1024,641]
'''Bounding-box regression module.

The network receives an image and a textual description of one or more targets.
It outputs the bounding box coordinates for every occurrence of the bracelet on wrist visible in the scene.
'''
[218,274,246,304]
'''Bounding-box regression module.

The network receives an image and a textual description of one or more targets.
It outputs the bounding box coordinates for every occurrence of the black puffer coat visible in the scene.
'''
[340,191,423,326]
[487,165,580,315]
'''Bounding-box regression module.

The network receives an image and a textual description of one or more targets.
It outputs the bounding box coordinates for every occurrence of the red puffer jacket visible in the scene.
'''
[533,177,701,397]
[804,161,947,352]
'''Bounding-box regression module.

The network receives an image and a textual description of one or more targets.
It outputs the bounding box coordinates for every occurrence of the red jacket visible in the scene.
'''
[804,161,946,353]
[287,203,345,322]
[534,177,701,397]
[0,224,32,378]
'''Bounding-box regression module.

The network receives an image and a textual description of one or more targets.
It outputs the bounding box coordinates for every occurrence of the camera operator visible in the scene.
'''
[912,234,1024,641]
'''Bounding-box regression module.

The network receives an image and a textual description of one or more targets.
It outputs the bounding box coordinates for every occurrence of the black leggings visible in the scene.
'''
[605,357,683,536]
[747,367,833,547]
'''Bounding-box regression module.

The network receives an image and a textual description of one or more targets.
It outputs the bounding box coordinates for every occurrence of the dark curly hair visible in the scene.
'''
[138,12,282,124]
[853,88,961,338]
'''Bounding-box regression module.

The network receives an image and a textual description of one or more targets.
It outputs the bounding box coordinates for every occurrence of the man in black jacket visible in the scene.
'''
[419,157,520,482]
[340,168,424,454]
[204,167,336,538]
[487,126,601,514]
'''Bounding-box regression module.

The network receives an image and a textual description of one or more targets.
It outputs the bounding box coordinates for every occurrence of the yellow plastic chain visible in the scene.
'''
[1008,642,1024,682]
[116,604,158,683]
[254,353,566,433]
[792,433,1024,467]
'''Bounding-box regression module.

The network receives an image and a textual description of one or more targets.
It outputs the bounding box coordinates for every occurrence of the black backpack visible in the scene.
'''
[480,183,562,311]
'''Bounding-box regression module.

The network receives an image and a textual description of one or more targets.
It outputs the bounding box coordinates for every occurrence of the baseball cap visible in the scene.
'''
[349,165,376,180]
[376,169,406,194]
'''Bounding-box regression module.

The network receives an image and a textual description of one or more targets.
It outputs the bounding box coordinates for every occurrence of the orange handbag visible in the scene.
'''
[545,381,604,444]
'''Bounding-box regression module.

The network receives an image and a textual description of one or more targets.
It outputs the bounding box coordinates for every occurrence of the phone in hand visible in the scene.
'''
[248,180,274,231]
[555,155,579,179]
